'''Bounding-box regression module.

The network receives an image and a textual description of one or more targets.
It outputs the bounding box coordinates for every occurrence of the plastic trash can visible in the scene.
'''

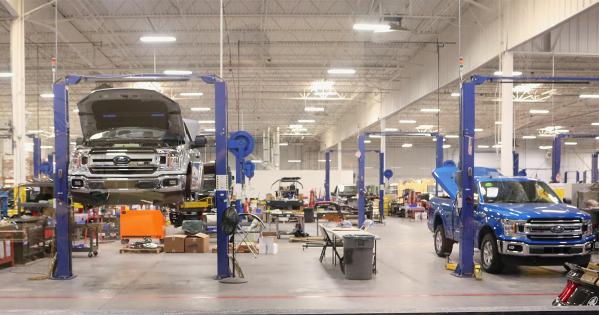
[303,207,315,223]
[343,234,375,280]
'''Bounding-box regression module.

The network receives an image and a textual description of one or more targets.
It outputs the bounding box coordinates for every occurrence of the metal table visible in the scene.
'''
[318,224,379,274]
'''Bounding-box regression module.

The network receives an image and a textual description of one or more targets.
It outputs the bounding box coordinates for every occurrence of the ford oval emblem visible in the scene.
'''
[113,156,130,165]
[550,225,565,233]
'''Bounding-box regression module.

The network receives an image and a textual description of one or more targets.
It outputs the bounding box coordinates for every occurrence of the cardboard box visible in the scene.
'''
[163,235,186,253]
[184,233,210,253]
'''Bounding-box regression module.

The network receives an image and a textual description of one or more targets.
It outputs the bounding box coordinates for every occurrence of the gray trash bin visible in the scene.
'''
[343,234,375,280]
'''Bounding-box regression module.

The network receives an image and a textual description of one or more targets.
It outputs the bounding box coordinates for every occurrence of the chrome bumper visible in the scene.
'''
[69,174,186,193]
[498,240,594,257]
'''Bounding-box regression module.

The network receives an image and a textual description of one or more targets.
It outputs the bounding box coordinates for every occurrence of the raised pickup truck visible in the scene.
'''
[428,163,595,274]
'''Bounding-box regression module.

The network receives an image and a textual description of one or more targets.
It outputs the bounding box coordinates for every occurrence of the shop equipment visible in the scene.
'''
[120,209,166,243]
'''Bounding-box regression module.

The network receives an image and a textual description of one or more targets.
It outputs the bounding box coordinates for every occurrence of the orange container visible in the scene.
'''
[120,210,166,240]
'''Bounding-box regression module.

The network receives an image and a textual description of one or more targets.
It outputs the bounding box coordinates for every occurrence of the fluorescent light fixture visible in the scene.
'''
[250,160,263,163]
[401,143,413,148]
[522,135,537,139]
[420,108,440,113]
[580,94,599,99]
[564,141,577,145]
[289,124,303,129]
[513,83,541,93]
[416,124,434,129]
[399,120,416,124]
[318,159,326,162]
[140,35,176,43]
[198,120,214,124]
[442,144,451,149]
[364,140,372,144]
[180,92,203,97]
[0,72,12,78]
[191,107,210,112]
[279,142,288,146]
[539,145,553,150]
[70,142,77,145]
[492,144,501,149]
[298,119,315,123]
[592,122,599,126]
[445,135,459,139]
[384,128,398,132]
[288,159,301,163]
[495,121,502,125]
[305,106,325,112]
[477,145,490,149]
[163,70,192,75]
[369,134,381,139]
[203,128,215,132]
[352,23,391,32]
[73,109,79,113]
[529,109,549,114]
[40,145,53,149]
[450,92,460,97]
[27,130,44,134]
[40,93,54,98]
[493,70,523,76]
[474,128,484,132]
[327,68,356,75]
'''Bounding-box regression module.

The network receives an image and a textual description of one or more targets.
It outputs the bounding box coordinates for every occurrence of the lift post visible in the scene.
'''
[51,73,232,280]
[324,150,330,201]
[356,131,444,228]
[592,151,599,183]
[32,137,41,179]
[513,151,519,176]
[552,133,599,182]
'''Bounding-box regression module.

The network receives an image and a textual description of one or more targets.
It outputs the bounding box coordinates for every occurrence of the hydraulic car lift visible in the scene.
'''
[551,133,599,183]
[51,73,233,280]
[355,132,445,228]
[456,74,599,278]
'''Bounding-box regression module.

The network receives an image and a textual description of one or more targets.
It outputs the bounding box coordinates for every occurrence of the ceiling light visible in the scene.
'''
[529,109,549,114]
[204,128,215,132]
[493,71,523,76]
[164,70,192,75]
[0,72,12,78]
[318,159,326,162]
[369,134,381,139]
[416,124,434,129]
[40,145,53,149]
[539,145,553,150]
[384,128,398,132]
[420,108,440,113]
[327,68,356,75]
[305,106,325,112]
[364,140,372,144]
[522,135,537,139]
[492,144,501,149]
[445,135,459,139]
[40,93,54,98]
[474,128,484,132]
[310,80,336,98]
[250,160,263,163]
[352,23,391,32]
[592,122,599,126]
[513,83,541,93]
[442,144,451,149]
[140,35,176,43]
[495,121,502,125]
[73,109,79,113]
[399,120,416,124]
[450,92,460,97]
[580,94,599,99]
[477,145,490,149]
[288,159,301,163]
[180,92,203,97]
[27,130,43,134]
[289,124,303,129]
[279,142,288,146]
[198,120,214,124]
[191,107,210,112]
[401,143,413,148]
[298,119,315,123]
[564,141,577,145]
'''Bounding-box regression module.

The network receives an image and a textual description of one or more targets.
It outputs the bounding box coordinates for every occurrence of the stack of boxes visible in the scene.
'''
[163,233,210,253]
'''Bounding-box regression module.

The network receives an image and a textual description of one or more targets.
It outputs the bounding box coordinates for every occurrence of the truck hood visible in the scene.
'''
[432,164,501,199]
[77,88,186,141]
[483,203,591,220]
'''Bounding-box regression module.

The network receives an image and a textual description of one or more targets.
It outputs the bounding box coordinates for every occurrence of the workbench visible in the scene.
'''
[267,210,304,239]
[318,224,379,274]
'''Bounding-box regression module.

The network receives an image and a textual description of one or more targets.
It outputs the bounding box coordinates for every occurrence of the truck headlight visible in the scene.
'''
[583,220,594,236]
[158,150,183,171]
[501,219,527,237]
[70,150,89,172]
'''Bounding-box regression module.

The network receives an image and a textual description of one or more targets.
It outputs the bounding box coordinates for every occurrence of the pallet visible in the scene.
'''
[289,236,324,243]
[119,246,164,254]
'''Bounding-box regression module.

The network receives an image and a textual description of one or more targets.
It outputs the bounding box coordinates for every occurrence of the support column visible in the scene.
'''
[500,51,514,176]
[324,151,330,201]
[357,134,366,228]
[379,121,385,221]
[10,0,26,184]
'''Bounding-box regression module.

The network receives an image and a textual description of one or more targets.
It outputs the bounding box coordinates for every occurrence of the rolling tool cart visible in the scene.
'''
[554,263,599,306]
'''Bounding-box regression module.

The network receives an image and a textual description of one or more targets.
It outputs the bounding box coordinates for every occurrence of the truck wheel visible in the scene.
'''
[480,233,504,274]
[434,225,453,257]
[572,255,592,268]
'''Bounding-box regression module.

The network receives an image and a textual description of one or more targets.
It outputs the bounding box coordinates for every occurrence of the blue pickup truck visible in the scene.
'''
[427,163,595,274]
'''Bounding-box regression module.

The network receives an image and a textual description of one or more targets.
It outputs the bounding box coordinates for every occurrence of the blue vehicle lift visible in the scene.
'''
[32,137,41,179]
[52,73,232,280]
[323,148,380,202]
[356,132,445,228]
[457,74,599,277]
[551,133,599,183]
[228,131,255,213]
[592,151,599,183]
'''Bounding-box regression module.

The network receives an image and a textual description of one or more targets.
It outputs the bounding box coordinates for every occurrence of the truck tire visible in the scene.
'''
[480,233,504,274]
[434,225,453,257]
[573,255,592,268]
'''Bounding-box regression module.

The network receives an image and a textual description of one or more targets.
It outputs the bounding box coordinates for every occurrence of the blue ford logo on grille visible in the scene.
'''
[113,156,130,165]
[551,225,565,233]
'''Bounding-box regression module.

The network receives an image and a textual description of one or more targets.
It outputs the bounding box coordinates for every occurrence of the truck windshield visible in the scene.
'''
[480,180,561,204]
[89,127,172,141]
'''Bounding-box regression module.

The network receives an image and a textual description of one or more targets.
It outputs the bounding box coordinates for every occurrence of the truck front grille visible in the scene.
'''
[525,219,583,240]
[89,166,157,175]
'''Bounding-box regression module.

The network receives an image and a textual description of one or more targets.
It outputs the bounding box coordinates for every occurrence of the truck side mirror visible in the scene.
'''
[75,137,84,146]
[191,135,207,149]
[563,198,572,204]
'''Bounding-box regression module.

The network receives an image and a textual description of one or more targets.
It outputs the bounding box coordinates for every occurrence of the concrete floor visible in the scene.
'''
[0,217,598,314]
